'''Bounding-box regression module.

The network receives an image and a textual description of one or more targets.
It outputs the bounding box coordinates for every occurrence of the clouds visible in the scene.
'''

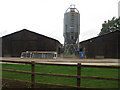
[118,1,120,17]
[0,0,119,44]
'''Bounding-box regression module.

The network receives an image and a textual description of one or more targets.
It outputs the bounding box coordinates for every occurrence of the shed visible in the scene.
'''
[79,30,120,59]
[2,29,62,57]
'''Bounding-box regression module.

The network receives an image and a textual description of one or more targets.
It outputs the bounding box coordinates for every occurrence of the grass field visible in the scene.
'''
[1,63,119,88]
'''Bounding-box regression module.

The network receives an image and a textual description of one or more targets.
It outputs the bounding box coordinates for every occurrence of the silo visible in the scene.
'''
[63,5,80,54]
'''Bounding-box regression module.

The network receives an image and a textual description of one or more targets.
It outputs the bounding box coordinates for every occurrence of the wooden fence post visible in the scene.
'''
[77,63,81,88]
[31,61,35,88]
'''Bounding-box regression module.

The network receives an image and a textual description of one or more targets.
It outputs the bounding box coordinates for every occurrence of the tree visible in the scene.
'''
[99,17,120,36]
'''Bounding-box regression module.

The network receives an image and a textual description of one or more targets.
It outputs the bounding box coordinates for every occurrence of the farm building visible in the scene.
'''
[1,29,62,57]
[79,30,120,59]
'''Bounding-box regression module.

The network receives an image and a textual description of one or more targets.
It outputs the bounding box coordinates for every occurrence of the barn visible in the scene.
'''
[79,30,120,59]
[1,29,62,57]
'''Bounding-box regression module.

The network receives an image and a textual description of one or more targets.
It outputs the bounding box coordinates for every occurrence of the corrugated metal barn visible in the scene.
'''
[79,30,120,59]
[2,29,62,57]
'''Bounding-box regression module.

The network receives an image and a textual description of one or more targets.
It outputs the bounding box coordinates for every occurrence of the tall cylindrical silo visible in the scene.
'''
[63,5,80,54]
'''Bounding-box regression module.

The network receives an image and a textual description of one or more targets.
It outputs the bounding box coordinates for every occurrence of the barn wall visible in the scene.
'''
[2,29,62,57]
[0,38,2,57]
[79,31,120,59]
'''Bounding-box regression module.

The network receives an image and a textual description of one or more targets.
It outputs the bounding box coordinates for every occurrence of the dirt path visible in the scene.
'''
[0,57,119,65]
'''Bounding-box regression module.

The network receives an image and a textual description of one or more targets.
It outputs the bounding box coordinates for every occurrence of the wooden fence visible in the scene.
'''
[1,60,120,89]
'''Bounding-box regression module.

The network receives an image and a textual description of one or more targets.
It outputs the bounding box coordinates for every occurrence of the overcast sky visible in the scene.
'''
[0,0,119,44]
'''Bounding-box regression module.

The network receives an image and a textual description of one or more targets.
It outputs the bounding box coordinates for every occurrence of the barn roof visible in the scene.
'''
[80,30,120,43]
[2,29,61,44]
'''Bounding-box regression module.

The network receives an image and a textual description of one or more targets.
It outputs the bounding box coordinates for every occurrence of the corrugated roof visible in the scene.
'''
[80,30,120,43]
[2,29,61,44]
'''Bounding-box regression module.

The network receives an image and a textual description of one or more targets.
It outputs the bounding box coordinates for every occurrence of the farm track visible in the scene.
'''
[0,57,119,65]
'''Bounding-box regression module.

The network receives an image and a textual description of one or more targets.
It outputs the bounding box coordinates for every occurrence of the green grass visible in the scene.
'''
[1,63,119,88]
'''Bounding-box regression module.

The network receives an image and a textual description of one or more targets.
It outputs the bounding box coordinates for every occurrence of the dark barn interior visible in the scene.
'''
[2,29,62,57]
[79,30,120,59]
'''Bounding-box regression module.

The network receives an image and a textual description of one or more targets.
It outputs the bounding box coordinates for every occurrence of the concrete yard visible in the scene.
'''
[0,57,119,66]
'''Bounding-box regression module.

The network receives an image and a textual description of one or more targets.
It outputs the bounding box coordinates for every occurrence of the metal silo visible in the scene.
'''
[63,4,80,54]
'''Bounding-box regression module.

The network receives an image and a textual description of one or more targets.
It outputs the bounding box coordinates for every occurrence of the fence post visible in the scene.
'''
[77,63,81,88]
[31,61,35,88]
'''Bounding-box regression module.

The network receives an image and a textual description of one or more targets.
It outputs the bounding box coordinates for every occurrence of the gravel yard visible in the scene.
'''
[0,57,119,66]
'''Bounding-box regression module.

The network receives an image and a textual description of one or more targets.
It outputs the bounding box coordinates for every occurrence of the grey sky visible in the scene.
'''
[118,1,120,17]
[0,0,119,44]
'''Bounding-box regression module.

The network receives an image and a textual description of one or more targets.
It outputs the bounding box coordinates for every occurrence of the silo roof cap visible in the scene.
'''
[65,4,79,13]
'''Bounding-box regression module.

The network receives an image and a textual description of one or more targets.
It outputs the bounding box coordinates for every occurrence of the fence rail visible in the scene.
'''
[1,60,120,89]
